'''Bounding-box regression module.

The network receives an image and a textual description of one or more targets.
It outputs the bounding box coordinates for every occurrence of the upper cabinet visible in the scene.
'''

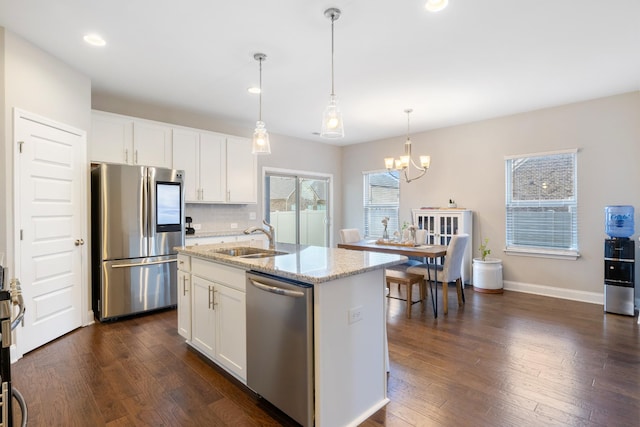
[90,110,172,168]
[91,110,257,204]
[226,137,257,204]
[173,128,225,203]
[173,130,256,204]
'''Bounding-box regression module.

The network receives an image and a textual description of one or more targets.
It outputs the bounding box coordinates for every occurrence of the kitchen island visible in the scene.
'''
[175,242,406,427]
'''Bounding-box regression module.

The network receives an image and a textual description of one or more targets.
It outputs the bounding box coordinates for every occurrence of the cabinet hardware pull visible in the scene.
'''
[124,149,128,163]
[183,276,188,296]
[134,149,138,164]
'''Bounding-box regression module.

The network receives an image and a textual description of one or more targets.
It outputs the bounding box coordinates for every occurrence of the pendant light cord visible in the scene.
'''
[330,14,335,96]
[258,57,263,121]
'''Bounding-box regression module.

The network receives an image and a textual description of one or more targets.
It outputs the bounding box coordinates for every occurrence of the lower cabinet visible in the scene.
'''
[177,268,191,340]
[179,256,247,382]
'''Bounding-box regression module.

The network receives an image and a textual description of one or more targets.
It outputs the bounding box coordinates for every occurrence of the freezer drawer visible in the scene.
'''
[604,283,635,316]
[97,255,177,320]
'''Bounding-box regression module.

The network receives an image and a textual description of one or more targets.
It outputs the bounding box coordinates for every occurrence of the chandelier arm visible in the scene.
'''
[404,167,427,183]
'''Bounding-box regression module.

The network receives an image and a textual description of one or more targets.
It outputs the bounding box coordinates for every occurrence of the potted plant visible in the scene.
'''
[472,238,503,293]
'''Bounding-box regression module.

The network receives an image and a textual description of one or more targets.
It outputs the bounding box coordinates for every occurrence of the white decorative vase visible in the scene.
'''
[473,258,503,294]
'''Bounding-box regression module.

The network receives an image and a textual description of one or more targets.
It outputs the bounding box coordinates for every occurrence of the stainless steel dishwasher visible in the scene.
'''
[246,271,314,427]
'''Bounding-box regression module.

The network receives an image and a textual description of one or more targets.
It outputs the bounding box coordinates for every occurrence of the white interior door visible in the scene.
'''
[14,110,86,354]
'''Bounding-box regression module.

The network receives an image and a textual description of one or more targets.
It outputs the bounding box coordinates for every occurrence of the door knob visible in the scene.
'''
[75,239,85,246]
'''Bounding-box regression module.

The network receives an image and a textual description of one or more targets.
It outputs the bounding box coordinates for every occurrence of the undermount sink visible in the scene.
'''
[210,246,287,258]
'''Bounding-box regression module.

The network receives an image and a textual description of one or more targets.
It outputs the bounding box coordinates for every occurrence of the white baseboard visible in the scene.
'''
[503,280,604,305]
[84,310,95,326]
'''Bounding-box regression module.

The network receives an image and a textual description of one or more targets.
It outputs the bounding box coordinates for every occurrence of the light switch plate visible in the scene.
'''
[230,223,238,229]
[348,306,363,324]
[249,212,257,220]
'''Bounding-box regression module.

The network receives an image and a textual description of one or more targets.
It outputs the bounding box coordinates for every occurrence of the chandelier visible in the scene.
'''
[384,109,431,183]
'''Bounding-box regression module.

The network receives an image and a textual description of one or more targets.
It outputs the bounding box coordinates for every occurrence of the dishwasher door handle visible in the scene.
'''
[249,279,305,298]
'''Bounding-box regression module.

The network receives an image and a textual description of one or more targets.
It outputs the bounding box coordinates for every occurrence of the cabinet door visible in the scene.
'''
[173,129,200,202]
[133,121,172,168]
[177,270,191,339]
[191,276,216,358]
[90,111,133,164]
[199,133,226,202]
[215,284,247,380]
[226,137,256,203]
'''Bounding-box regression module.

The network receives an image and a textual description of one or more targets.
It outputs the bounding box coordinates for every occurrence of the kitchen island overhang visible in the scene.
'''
[176,242,406,427]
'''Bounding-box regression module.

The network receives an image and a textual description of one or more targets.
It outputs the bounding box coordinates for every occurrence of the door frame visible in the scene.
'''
[12,108,90,359]
[262,167,334,247]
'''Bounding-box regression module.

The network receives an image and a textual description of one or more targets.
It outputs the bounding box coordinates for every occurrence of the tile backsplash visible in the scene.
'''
[185,204,261,233]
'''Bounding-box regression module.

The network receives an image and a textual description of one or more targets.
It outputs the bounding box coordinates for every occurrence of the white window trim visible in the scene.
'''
[504,148,579,259]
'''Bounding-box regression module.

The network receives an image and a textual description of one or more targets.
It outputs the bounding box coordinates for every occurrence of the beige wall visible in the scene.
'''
[92,92,343,244]
[1,27,91,276]
[342,92,640,303]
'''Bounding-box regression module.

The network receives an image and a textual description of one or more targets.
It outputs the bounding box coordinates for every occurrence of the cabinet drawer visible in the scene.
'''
[192,258,246,292]
[178,254,191,272]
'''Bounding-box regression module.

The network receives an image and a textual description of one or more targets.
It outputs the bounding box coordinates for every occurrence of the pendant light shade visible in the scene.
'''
[321,7,344,138]
[425,0,449,12]
[252,53,271,154]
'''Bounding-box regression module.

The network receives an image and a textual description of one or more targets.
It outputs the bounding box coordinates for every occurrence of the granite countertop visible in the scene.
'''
[176,243,407,284]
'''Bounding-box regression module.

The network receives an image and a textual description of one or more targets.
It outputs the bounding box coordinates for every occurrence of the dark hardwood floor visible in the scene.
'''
[9,285,640,426]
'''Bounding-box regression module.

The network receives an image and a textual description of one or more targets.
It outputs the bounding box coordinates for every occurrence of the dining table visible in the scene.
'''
[337,239,448,316]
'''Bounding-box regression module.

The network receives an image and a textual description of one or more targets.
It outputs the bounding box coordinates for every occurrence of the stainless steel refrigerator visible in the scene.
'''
[91,163,185,321]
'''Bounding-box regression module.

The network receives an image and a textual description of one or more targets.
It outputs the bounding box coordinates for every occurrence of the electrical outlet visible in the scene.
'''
[249,212,257,220]
[230,223,238,229]
[348,306,363,324]
[192,223,201,230]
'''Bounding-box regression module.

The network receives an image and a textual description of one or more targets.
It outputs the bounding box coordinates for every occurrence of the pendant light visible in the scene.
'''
[384,109,431,183]
[320,7,344,138]
[425,0,449,12]
[252,53,271,154]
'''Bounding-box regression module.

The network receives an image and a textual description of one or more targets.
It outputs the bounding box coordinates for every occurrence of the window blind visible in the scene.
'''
[505,150,578,257]
[363,171,399,238]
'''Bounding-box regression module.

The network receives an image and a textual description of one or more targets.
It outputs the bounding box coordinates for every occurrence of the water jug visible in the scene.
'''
[605,205,634,238]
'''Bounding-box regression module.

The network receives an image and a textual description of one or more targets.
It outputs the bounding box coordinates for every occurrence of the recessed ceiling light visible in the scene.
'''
[83,33,106,46]
[425,0,448,12]
[247,87,261,94]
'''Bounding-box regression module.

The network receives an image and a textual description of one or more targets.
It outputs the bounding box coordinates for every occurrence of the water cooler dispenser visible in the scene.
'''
[604,205,636,316]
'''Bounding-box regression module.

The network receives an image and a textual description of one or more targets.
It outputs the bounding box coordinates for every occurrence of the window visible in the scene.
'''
[363,170,399,238]
[505,149,578,259]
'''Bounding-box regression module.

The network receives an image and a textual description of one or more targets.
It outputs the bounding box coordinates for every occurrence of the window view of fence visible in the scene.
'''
[363,171,399,238]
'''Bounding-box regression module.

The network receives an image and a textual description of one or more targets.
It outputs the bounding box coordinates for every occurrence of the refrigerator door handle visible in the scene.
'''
[111,259,177,269]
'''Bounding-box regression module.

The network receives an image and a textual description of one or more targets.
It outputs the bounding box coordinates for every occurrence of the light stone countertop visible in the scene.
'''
[176,243,408,284]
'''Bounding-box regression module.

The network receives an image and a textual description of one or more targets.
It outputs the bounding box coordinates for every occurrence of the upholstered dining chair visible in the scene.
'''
[339,228,362,244]
[407,233,469,317]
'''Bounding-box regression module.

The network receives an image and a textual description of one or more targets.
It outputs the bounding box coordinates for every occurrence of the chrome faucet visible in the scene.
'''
[244,220,275,250]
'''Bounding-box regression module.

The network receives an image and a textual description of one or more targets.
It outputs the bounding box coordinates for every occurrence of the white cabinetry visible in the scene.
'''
[177,255,191,340]
[183,257,247,381]
[173,128,225,202]
[90,110,172,168]
[412,209,473,284]
[226,136,257,203]
[173,130,256,204]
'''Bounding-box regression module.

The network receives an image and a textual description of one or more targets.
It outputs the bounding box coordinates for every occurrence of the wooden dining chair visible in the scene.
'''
[407,233,469,317]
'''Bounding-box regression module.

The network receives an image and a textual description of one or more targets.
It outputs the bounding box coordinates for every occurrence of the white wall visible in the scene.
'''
[342,92,640,304]
[1,27,91,277]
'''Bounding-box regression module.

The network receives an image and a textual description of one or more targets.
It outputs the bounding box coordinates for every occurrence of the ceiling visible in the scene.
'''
[1,0,639,146]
